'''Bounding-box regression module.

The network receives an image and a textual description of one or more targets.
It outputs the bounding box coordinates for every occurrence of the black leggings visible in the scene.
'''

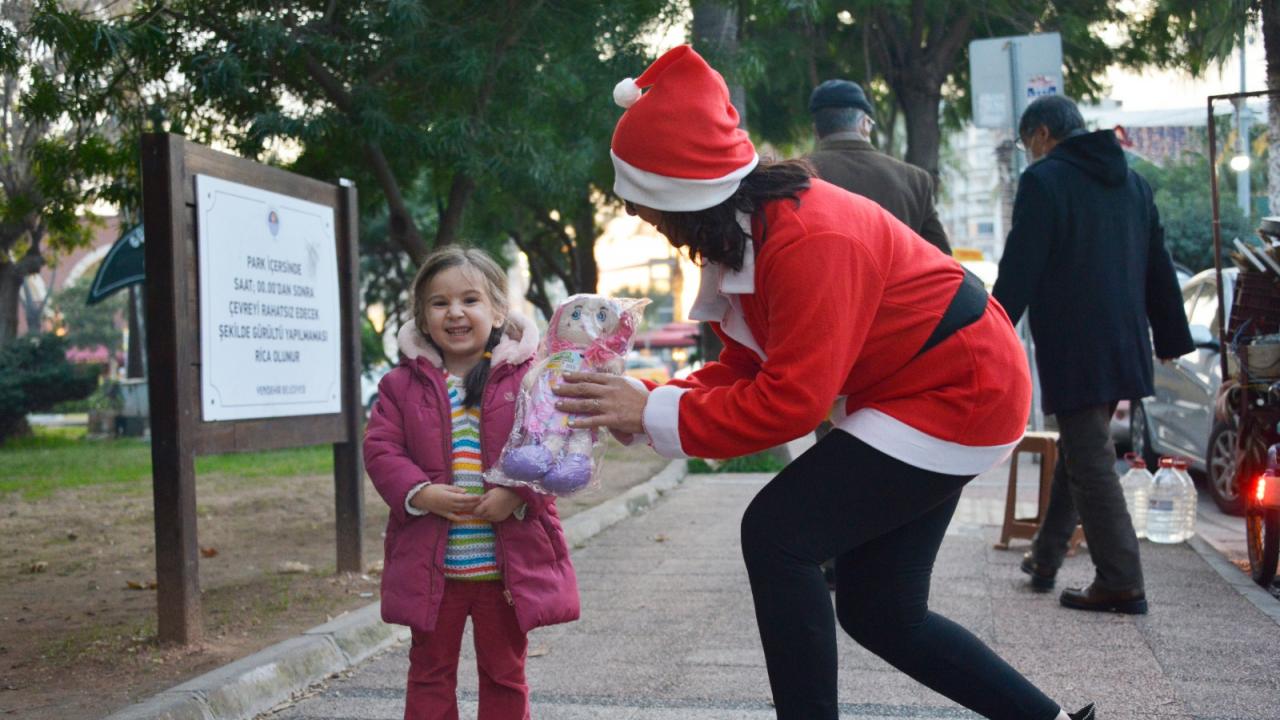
[740,431,1060,720]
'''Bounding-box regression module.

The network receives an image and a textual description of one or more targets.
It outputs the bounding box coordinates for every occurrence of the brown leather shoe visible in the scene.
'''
[1019,551,1056,592]
[1060,583,1148,614]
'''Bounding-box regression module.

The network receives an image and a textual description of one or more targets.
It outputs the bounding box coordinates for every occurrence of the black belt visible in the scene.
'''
[912,269,989,360]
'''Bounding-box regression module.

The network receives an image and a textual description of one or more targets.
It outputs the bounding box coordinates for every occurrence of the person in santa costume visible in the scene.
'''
[554,45,1095,720]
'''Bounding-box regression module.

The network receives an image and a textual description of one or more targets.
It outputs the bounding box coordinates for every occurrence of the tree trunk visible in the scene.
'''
[899,85,943,178]
[435,174,476,250]
[19,275,43,334]
[0,263,22,348]
[691,0,746,129]
[0,242,45,349]
[570,194,599,294]
[127,285,145,378]
[1264,0,1280,215]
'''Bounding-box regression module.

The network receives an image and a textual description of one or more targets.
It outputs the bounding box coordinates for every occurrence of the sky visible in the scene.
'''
[1101,30,1267,112]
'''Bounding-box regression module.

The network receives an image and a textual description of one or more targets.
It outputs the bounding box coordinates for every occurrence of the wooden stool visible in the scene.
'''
[994,431,1084,551]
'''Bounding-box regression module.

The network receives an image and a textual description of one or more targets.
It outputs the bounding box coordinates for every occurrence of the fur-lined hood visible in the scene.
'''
[395,312,540,370]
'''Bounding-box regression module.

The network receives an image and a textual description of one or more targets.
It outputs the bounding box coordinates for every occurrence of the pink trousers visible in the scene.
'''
[405,580,530,720]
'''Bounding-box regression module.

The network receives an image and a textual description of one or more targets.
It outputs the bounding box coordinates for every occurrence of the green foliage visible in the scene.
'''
[738,2,1127,161]
[49,268,125,352]
[688,451,788,474]
[0,333,98,443]
[360,315,389,374]
[735,1,1250,177]
[1132,154,1253,271]
[34,0,675,327]
[1123,0,1259,75]
[50,380,121,413]
[0,426,333,499]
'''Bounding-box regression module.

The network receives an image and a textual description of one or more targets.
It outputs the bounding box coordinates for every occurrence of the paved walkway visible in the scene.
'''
[271,464,1280,720]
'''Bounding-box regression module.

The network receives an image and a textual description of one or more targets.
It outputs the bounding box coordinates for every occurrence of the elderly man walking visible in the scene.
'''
[993,95,1192,614]
[806,79,951,255]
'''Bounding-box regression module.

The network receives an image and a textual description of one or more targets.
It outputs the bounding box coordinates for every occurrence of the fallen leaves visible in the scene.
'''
[278,561,312,574]
[125,579,158,590]
[26,561,48,574]
[200,547,219,558]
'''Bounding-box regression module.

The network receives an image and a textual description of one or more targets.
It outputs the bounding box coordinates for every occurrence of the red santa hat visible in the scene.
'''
[610,45,758,212]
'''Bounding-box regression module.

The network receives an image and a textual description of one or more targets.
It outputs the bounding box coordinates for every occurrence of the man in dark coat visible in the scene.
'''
[993,95,1192,615]
[806,79,951,254]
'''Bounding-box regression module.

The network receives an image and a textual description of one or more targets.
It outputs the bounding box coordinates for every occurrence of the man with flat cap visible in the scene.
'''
[807,79,951,254]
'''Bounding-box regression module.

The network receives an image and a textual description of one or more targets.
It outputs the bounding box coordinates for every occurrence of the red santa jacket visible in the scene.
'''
[643,179,1031,475]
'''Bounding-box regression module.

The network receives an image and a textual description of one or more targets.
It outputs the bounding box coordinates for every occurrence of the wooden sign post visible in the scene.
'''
[140,134,364,644]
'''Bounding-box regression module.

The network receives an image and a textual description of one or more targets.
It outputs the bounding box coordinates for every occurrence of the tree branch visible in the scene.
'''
[929,8,973,79]
[363,142,429,262]
[908,0,925,52]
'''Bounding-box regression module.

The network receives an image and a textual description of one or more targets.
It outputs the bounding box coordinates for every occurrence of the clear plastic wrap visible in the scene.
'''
[487,294,649,496]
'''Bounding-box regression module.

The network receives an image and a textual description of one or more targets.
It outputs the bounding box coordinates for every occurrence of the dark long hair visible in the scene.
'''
[657,159,814,271]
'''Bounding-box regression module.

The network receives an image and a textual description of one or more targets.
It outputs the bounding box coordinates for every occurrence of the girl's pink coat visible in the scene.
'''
[363,316,579,634]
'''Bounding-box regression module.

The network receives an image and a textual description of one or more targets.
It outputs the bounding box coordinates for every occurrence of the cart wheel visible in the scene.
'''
[1246,504,1280,588]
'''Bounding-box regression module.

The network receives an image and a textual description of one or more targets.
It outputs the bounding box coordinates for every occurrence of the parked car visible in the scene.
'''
[1131,268,1241,513]
[624,352,671,384]
[1110,263,1192,450]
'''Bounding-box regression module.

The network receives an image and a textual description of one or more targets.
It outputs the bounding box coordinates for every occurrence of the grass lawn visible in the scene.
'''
[0,426,333,499]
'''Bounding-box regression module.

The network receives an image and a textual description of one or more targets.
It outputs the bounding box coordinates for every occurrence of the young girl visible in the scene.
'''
[364,246,579,720]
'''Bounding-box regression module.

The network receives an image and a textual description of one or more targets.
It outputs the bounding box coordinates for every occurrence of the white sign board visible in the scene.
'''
[969,33,1063,129]
[196,174,341,421]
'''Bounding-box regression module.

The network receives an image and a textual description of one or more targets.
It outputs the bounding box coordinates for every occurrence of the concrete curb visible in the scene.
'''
[103,459,688,720]
[562,459,689,548]
[1186,535,1280,628]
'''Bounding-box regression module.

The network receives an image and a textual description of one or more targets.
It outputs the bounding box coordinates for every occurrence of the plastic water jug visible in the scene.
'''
[1120,453,1153,539]
[1172,457,1198,541]
[1147,457,1181,543]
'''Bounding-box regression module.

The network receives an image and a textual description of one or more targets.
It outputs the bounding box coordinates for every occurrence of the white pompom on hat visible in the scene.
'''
[613,78,642,108]
[609,45,758,213]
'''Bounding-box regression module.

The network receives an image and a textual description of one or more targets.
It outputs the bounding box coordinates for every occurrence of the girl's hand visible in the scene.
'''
[473,487,524,522]
[553,371,649,435]
[409,484,480,522]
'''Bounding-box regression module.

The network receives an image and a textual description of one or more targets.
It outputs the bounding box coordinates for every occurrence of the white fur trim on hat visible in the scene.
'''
[611,150,759,212]
[614,78,641,108]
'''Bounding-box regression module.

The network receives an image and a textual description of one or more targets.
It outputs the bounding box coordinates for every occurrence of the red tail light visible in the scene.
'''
[1259,476,1268,504]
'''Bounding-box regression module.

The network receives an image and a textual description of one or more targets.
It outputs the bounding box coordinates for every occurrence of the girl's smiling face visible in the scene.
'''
[421,266,503,374]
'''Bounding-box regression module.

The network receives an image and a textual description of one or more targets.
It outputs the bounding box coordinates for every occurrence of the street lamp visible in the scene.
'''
[1230,154,1252,173]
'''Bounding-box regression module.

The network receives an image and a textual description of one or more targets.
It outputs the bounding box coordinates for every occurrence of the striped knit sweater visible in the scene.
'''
[443,375,500,581]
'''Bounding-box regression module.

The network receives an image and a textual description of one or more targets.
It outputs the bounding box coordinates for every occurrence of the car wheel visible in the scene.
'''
[1206,420,1245,515]
[1129,401,1158,469]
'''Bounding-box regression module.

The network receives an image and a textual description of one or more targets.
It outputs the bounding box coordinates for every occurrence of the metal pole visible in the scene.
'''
[1237,38,1251,217]
[1006,38,1042,431]
[1209,100,1230,384]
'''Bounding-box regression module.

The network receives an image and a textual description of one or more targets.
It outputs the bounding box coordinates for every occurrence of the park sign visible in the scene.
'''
[968,33,1063,130]
[196,175,342,420]
[141,135,363,644]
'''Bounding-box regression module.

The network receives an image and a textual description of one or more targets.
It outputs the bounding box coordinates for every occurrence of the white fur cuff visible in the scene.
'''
[644,385,690,459]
